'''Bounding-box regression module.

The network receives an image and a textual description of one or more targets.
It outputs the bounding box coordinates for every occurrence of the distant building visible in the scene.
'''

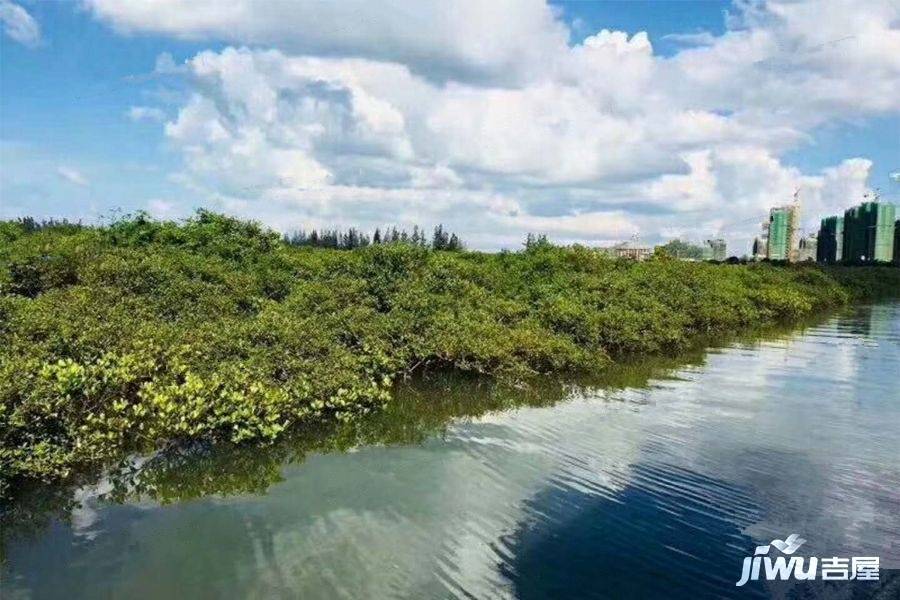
[607,240,652,261]
[798,235,817,262]
[842,201,896,264]
[894,219,900,266]
[751,237,765,260]
[764,203,800,261]
[816,216,843,264]
[704,238,727,261]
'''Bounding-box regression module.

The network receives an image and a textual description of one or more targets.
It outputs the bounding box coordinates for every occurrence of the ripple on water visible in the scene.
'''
[2,303,900,599]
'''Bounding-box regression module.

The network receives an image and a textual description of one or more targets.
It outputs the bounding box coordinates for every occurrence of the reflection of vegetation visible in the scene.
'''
[0,374,550,547]
[2,211,899,504]
[1,478,83,554]
[99,374,565,505]
[0,312,841,546]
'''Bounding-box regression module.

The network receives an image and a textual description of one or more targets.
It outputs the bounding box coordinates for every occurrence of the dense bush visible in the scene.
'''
[1,212,898,499]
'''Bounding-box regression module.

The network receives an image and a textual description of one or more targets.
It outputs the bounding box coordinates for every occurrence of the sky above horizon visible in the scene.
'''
[1,0,898,252]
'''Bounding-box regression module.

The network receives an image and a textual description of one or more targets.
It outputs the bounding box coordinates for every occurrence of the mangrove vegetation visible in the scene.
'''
[1,211,898,501]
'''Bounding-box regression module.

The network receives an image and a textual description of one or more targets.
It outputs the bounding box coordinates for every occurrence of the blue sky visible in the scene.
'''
[1,2,206,221]
[1,0,898,251]
[555,0,730,55]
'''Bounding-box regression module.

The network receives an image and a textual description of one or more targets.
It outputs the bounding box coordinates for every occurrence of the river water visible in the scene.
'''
[2,303,899,599]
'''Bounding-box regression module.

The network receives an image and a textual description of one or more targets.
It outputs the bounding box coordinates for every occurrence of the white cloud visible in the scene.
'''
[85,0,569,83]
[57,166,89,187]
[146,198,180,218]
[89,0,900,250]
[662,0,900,129]
[890,171,900,183]
[127,106,166,122]
[0,0,40,47]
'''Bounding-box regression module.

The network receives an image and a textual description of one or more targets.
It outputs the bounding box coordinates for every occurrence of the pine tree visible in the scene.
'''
[432,224,451,250]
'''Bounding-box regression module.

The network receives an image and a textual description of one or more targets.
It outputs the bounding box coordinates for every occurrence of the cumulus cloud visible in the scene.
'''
[89,0,900,250]
[662,1,900,129]
[0,0,40,47]
[57,166,89,186]
[85,0,569,83]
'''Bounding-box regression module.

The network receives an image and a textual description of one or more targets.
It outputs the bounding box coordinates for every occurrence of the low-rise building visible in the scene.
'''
[704,238,727,261]
[606,240,653,261]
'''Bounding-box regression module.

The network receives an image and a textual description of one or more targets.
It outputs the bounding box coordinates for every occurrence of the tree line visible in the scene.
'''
[284,224,463,250]
[656,239,706,260]
[8,217,84,234]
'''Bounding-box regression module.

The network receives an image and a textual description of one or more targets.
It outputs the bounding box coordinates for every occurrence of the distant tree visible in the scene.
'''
[18,217,37,233]
[432,224,451,250]
[347,227,370,248]
[524,232,550,250]
[285,227,373,249]
[343,228,358,249]
[12,216,84,235]
[284,224,461,250]
[659,239,704,260]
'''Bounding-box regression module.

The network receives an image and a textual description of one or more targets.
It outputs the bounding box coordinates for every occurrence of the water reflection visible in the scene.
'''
[3,351,704,530]
[503,464,765,599]
[2,303,899,599]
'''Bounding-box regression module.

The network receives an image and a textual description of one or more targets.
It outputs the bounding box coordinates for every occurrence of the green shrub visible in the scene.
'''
[1,211,898,499]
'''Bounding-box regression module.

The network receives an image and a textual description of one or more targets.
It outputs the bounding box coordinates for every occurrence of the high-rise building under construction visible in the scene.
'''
[816,216,843,263]
[765,204,799,261]
[842,202,896,264]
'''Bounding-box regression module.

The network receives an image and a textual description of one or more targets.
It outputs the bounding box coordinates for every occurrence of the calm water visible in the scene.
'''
[2,303,899,599]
